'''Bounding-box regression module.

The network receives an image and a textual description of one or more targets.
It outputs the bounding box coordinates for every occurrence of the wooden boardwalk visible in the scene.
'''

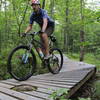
[0,55,96,100]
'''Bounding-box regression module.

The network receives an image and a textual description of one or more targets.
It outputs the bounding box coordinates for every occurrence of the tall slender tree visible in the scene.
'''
[50,0,55,18]
[42,0,45,9]
[80,0,85,61]
[0,0,2,53]
[12,0,29,36]
[63,0,69,52]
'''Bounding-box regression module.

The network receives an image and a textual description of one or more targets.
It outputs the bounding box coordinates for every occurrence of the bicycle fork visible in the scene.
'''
[22,53,29,64]
[22,44,32,64]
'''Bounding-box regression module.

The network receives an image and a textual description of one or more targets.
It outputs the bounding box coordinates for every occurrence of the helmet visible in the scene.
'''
[31,0,40,5]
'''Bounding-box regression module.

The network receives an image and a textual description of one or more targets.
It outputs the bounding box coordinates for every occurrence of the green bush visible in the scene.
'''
[48,88,91,100]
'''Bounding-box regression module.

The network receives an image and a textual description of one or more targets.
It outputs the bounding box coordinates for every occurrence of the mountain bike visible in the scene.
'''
[7,31,63,81]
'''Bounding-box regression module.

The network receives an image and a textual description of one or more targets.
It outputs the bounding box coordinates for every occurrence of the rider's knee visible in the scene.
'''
[41,33,48,39]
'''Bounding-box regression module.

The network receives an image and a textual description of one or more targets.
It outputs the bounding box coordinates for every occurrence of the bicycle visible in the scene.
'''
[7,31,63,81]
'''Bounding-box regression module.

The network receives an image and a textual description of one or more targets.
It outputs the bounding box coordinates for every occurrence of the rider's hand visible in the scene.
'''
[39,31,44,34]
[21,33,26,37]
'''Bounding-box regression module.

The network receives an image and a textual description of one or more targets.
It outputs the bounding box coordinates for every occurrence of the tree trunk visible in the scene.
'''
[80,0,85,61]
[5,0,7,36]
[12,0,29,36]
[0,0,2,53]
[63,27,68,52]
[63,0,69,52]
[42,0,45,9]
[50,0,55,18]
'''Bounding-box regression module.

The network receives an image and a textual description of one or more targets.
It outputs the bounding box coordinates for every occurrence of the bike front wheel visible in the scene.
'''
[48,48,63,74]
[7,45,36,81]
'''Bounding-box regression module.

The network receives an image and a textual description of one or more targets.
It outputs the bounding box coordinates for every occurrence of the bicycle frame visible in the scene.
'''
[22,32,56,62]
[24,33,46,61]
[32,38,45,60]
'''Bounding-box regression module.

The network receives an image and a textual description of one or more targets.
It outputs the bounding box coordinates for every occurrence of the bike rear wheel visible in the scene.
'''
[48,48,63,74]
[7,45,36,81]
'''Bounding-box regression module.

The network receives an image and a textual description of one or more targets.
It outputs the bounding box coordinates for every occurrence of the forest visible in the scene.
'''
[0,0,100,100]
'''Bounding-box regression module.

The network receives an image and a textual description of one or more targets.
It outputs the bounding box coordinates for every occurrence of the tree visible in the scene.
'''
[63,0,69,52]
[79,0,85,61]
[42,0,45,9]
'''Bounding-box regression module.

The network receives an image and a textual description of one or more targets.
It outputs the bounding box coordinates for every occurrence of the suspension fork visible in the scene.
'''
[22,43,33,64]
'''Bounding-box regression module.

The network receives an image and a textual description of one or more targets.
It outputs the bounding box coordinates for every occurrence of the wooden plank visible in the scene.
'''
[33,71,87,78]
[6,78,73,89]
[24,91,50,100]
[67,69,96,98]
[1,80,21,86]
[1,81,54,95]
[1,79,75,88]
[0,92,18,100]
[10,80,72,89]
[37,87,53,94]
[27,79,76,85]
[29,71,89,81]
[61,60,95,72]
[0,80,54,94]
[0,87,43,100]
[8,80,71,90]
[0,80,55,94]
[27,73,89,83]
[29,70,91,79]
[8,77,82,83]
[6,78,80,84]
[2,78,78,85]
[24,80,73,88]
[0,83,13,89]
[21,81,72,89]
[30,78,80,83]
[30,75,86,81]
[21,69,89,78]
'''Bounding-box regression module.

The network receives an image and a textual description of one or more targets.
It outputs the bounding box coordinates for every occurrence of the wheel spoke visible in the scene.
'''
[48,48,63,74]
[7,46,36,81]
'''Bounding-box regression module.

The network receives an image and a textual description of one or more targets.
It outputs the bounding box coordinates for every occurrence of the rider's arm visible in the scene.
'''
[41,18,48,32]
[25,12,34,33]
[25,24,33,33]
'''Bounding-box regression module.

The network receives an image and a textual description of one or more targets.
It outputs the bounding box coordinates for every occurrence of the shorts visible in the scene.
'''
[40,24,55,36]
[45,25,55,36]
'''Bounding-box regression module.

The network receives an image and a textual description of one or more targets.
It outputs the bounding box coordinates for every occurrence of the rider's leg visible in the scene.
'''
[40,26,55,59]
[40,33,49,56]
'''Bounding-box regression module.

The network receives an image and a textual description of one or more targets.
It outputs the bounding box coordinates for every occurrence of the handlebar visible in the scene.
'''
[27,31,39,36]
[21,32,56,42]
[21,31,40,38]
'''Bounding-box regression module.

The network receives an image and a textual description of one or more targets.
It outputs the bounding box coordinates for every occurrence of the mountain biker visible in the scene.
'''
[24,0,55,59]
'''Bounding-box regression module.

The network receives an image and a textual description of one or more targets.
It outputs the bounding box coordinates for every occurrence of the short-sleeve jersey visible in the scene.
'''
[29,8,54,27]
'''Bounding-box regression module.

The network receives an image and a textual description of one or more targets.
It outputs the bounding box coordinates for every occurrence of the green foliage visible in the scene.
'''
[0,0,100,51]
[0,47,13,79]
[68,53,100,70]
[92,81,100,100]
[78,98,91,100]
[49,88,69,100]
[48,88,91,100]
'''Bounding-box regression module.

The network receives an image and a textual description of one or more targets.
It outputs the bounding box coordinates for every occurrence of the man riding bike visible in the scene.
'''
[24,0,55,59]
